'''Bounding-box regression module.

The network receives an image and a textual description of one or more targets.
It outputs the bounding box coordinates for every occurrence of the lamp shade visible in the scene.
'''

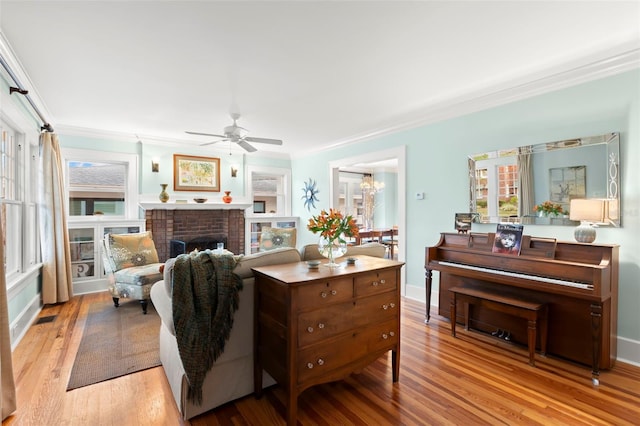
[569,199,606,243]
[569,199,606,222]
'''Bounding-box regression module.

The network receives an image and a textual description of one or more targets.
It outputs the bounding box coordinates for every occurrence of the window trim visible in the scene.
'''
[62,148,139,220]
[245,165,292,217]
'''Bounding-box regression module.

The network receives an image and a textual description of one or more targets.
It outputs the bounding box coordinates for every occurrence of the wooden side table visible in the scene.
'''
[253,255,404,425]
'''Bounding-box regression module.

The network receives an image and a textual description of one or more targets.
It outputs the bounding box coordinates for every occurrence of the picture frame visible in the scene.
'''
[549,165,586,213]
[173,154,220,192]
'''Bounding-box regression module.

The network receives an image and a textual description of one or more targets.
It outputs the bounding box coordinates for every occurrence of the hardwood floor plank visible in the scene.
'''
[3,293,640,425]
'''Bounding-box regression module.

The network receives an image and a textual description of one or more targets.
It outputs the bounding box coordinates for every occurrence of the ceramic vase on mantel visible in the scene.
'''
[159,184,169,203]
[317,235,347,268]
[222,191,232,204]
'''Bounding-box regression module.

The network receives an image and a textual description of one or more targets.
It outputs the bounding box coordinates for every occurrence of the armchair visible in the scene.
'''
[102,231,164,314]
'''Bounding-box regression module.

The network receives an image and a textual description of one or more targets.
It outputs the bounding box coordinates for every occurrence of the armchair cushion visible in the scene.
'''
[108,231,159,271]
[258,227,296,251]
[114,263,163,286]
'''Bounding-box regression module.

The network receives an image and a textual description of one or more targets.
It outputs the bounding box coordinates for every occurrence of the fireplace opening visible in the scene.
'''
[170,235,228,258]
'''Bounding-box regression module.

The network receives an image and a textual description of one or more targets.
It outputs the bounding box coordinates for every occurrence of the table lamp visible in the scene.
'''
[569,199,606,243]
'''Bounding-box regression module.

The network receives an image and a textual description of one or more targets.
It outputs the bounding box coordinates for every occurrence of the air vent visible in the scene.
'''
[35,315,57,325]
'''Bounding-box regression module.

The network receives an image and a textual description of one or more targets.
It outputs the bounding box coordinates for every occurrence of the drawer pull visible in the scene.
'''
[331,289,337,296]
[372,281,379,287]
[321,291,327,298]
[318,323,325,329]
[390,331,395,337]
[307,362,314,369]
[390,303,395,308]
[382,333,388,339]
[307,326,314,333]
[317,358,324,366]
[382,304,388,310]
[380,279,386,284]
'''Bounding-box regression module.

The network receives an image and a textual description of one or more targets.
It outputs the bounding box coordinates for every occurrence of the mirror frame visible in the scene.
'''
[468,132,620,227]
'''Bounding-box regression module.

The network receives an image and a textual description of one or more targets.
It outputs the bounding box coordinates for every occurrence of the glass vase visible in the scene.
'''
[318,236,347,268]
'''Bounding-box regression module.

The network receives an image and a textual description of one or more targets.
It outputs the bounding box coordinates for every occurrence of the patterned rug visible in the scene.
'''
[67,299,161,390]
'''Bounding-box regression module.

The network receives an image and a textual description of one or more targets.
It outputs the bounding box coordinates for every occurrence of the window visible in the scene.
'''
[67,161,126,215]
[474,155,519,220]
[247,166,291,216]
[0,121,39,286]
[63,148,138,219]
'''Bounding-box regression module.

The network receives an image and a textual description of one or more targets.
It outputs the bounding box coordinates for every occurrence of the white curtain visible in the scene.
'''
[1,219,17,420]
[39,133,73,304]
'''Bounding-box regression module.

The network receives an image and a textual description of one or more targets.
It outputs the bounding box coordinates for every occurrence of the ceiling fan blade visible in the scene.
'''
[244,136,283,145]
[237,140,258,152]
[199,139,228,146]
[185,131,227,138]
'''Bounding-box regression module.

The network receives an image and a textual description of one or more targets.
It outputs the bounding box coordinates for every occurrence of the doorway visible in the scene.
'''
[328,146,406,291]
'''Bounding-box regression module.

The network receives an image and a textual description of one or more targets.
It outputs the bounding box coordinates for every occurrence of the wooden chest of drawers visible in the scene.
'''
[252,255,404,426]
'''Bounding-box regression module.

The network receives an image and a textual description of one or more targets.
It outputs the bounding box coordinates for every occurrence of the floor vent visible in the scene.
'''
[35,315,57,325]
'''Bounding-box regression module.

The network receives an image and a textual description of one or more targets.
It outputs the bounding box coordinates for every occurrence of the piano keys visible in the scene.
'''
[425,232,619,384]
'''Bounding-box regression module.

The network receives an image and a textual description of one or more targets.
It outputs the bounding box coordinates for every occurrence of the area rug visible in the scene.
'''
[67,299,161,390]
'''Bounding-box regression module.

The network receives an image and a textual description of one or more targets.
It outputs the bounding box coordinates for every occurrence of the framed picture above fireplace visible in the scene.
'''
[173,154,221,192]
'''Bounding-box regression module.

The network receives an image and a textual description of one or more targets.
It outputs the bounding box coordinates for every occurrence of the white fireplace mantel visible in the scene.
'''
[139,201,252,210]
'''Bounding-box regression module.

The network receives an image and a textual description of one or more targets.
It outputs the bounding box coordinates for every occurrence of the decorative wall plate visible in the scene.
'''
[302,178,319,211]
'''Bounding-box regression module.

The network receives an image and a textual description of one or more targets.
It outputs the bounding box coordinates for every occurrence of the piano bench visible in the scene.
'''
[449,286,548,366]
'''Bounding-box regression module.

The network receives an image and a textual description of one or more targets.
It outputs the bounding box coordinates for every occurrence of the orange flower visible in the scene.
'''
[307,208,359,241]
[534,201,564,215]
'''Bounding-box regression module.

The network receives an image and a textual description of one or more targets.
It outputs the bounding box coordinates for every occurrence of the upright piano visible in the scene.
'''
[425,232,618,383]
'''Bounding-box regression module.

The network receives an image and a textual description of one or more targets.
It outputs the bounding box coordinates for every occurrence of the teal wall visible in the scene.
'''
[293,69,640,342]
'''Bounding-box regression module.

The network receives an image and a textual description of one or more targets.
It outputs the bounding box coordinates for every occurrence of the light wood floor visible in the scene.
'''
[3,291,640,425]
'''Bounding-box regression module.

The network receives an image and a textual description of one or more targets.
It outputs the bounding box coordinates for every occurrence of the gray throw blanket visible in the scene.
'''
[171,250,243,405]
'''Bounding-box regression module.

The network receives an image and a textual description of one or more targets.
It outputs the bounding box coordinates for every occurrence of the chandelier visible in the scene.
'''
[360,175,385,194]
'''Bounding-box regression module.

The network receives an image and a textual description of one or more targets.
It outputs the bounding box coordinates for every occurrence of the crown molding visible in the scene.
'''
[320,43,640,153]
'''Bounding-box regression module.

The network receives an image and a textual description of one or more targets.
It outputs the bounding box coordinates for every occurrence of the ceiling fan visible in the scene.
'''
[186,113,283,153]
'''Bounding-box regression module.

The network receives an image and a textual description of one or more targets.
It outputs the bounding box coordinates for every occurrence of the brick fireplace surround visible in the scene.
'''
[145,208,245,261]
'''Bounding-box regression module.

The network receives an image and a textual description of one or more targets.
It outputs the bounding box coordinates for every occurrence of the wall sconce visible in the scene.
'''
[231,166,238,178]
[569,199,607,243]
[151,159,159,173]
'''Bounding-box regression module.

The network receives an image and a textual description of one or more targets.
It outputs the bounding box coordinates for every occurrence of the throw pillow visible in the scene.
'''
[108,231,159,271]
[259,227,296,251]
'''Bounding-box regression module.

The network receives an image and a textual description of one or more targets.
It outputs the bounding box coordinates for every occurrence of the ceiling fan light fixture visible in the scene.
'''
[186,113,283,152]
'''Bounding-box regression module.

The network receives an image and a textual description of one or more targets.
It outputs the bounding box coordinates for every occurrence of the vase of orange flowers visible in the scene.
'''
[534,201,564,217]
[308,209,359,267]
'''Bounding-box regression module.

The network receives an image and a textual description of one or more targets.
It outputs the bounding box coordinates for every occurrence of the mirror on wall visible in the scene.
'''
[468,132,620,227]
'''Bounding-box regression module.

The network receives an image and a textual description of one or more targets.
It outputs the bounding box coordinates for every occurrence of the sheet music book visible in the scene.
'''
[492,223,524,255]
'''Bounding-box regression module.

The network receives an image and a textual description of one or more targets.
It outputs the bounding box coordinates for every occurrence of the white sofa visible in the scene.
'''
[150,243,386,419]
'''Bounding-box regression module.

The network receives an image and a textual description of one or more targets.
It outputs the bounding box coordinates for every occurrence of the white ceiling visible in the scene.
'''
[1,1,639,157]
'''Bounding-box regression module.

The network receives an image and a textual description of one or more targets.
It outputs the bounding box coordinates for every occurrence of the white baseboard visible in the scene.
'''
[403,283,640,366]
[73,279,109,295]
[617,336,640,367]
[10,294,42,351]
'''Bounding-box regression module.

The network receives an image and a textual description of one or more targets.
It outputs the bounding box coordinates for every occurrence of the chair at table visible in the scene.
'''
[102,231,164,314]
[381,226,398,259]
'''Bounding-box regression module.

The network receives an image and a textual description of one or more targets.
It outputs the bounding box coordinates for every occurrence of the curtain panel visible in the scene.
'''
[39,133,73,304]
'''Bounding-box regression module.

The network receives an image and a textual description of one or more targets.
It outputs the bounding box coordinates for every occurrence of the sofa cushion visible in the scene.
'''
[345,242,387,258]
[234,247,301,279]
[108,231,159,271]
[258,227,297,251]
